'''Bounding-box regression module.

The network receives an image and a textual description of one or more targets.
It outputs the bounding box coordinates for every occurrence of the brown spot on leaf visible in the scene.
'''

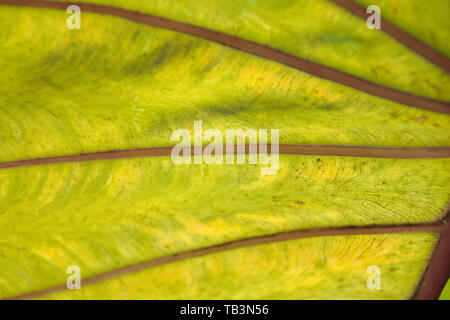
[413,116,427,123]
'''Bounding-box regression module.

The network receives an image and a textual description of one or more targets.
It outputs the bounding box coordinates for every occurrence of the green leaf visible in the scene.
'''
[0,1,449,300]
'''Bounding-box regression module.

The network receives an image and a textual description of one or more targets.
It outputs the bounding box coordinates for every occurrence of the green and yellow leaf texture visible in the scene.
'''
[0,0,449,300]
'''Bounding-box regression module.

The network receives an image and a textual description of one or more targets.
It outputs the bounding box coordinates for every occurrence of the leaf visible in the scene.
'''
[40,233,437,300]
[354,0,450,57]
[0,0,449,300]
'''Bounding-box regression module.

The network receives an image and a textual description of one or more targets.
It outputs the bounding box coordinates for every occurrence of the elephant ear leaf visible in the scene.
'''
[0,0,449,300]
